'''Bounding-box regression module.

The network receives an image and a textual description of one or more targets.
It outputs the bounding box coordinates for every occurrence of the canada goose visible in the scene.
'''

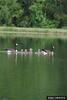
[41,46,54,56]
[41,50,48,55]
[7,50,12,55]
[5,48,15,54]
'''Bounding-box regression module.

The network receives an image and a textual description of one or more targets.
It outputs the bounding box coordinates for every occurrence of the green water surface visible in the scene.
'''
[0,37,67,100]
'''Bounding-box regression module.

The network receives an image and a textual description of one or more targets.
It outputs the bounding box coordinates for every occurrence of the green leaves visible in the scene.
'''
[0,0,67,28]
[0,0,23,26]
[29,2,44,27]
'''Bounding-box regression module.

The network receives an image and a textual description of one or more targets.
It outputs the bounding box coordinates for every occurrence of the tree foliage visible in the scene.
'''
[0,0,23,26]
[0,0,67,28]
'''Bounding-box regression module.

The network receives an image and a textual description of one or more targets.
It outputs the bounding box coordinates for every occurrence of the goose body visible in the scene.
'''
[41,51,48,55]
[35,49,48,55]
[7,50,12,54]
[35,48,54,56]
[6,49,15,54]
[46,50,54,55]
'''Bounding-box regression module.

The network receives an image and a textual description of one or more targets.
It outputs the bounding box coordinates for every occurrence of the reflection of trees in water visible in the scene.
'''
[57,38,62,46]
[55,38,67,58]
[0,37,56,51]
[0,37,67,58]
[15,38,55,51]
[55,57,67,94]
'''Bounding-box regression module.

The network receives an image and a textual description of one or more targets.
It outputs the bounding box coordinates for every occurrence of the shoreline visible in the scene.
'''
[0,27,67,38]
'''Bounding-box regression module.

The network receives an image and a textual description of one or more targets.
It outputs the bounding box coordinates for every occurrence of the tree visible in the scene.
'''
[29,2,44,27]
[29,0,58,27]
[0,0,23,26]
[0,0,67,27]
[43,0,67,27]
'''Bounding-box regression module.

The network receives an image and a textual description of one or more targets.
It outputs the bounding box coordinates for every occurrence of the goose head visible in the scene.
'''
[16,43,18,46]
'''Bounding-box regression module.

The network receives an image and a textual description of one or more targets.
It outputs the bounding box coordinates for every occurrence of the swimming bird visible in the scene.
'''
[28,48,33,55]
[35,49,41,55]
[5,48,15,54]
[7,50,12,55]
[20,49,24,55]
[23,49,28,55]
[41,50,48,55]
[41,46,54,56]
[35,49,48,56]
[44,50,54,55]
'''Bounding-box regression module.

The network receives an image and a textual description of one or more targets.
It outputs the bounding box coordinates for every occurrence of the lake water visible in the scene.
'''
[0,37,67,100]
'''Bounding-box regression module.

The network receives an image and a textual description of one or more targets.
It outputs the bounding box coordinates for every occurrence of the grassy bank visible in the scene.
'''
[0,26,67,38]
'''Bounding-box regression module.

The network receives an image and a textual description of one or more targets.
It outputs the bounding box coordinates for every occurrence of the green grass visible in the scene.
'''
[0,26,67,38]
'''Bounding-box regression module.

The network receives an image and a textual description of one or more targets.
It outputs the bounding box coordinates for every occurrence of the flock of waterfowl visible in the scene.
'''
[0,44,54,56]
[5,47,54,56]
